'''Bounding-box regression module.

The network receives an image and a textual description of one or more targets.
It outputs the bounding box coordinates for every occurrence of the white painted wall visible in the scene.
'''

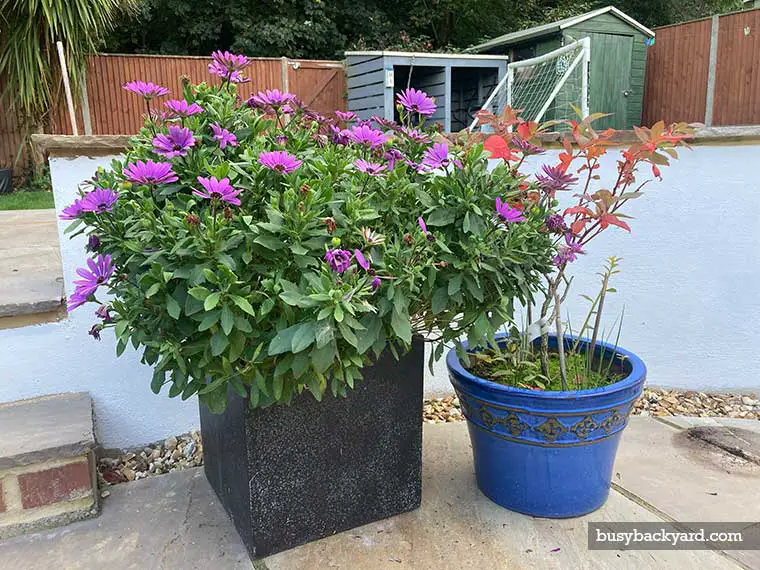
[0,145,757,448]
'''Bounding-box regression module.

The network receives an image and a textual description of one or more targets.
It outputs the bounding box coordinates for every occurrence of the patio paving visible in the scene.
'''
[0,418,758,569]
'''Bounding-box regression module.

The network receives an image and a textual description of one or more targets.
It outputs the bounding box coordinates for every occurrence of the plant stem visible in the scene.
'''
[589,265,611,357]
[553,290,568,390]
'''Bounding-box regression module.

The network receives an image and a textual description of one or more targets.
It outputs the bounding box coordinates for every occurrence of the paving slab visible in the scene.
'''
[660,415,760,433]
[0,392,94,469]
[0,209,63,317]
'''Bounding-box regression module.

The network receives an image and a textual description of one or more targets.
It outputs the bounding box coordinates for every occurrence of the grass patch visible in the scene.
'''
[0,191,55,211]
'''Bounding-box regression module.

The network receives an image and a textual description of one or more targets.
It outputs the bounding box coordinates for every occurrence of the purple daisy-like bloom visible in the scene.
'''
[384,149,404,170]
[87,234,101,252]
[248,89,295,109]
[208,50,249,83]
[329,125,350,145]
[192,176,242,206]
[80,188,119,214]
[123,160,179,185]
[536,164,579,193]
[122,80,170,99]
[153,126,196,158]
[354,249,370,271]
[274,135,288,146]
[372,115,398,130]
[553,234,585,266]
[400,127,431,144]
[164,99,203,118]
[544,214,568,234]
[96,304,112,322]
[258,151,302,174]
[511,136,545,155]
[59,198,85,220]
[336,110,357,123]
[422,143,462,171]
[347,124,388,149]
[69,254,115,311]
[397,88,436,117]
[210,124,238,150]
[325,249,352,273]
[354,159,387,177]
[417,216,428,234]
[495,198,526,224]
[88,324,103,341]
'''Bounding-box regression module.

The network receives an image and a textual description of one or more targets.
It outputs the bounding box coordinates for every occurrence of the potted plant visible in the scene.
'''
[60,53,558,557]
[447,110,693,517]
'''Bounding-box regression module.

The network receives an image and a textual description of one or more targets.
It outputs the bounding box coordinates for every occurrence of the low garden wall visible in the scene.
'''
[0,132,756,448]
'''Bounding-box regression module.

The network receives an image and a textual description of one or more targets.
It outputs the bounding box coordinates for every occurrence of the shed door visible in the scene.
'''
[588,33,633,130]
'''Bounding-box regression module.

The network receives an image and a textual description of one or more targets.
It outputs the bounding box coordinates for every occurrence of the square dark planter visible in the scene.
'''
[199,338,424,559]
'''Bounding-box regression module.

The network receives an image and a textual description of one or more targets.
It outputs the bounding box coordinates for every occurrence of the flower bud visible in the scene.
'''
[325,217,337,233]
[185,214,201,227]
[299,183,310,195]
[224,206,233,220]
[403,233,413,245]
[331,236,341,247]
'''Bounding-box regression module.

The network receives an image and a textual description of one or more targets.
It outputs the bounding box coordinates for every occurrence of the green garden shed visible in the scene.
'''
[467,6,654,130]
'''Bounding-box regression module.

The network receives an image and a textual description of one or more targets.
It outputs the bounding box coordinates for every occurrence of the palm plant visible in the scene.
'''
[0,0,135,164]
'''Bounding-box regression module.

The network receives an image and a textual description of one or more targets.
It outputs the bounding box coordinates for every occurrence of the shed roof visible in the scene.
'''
[344,50,508,61]
[466,6,655,53]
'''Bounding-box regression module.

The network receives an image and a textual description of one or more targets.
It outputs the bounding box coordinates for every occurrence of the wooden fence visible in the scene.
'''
[643,8,760,126]
[1,54,346,174]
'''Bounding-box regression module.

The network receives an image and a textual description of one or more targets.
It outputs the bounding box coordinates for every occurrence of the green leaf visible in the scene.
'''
[432,287,449,314]
[291,322,317,353]
[448,274,463,295]
[390,310,412,344]
[427,208,457,226]
[198,310,220,331]
[254,234,286,251]
[230,295,255,316]
[204,292,221,311]
[260,298,275,316]
[211,330,229,356]
[221,305,234,336]
[268,324,300,355]
[315,321,334,348]
[188,286,211,301]
[145,283,161,298]
[166,294,181,319]
[151,369,165,394]
[337,322,358,348]
[229,331,246,362]
[272,375,284,400]
[311,343,336,373]
[334,303,344,322]
[199,375,227,395]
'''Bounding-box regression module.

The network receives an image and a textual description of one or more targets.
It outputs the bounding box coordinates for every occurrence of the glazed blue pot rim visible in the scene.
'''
[446,333,646,400]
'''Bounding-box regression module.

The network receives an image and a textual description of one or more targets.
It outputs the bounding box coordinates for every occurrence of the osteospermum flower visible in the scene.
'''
[152,126,196,158]
[511,136,545,155]
[544,214,567,234]
[347,124,387,149]
[68,254,115,311]
[329,125,350,145]
[384,149,404,170]
[360,227,385,246]
[536,164,578,194]
[418,216,428,234]
[335,110,357,123]
[495,197,526,223]
[208,50,249,83]
[325,249,352,273]
[422,143,462,170]
[123,160,179,185]
[210,124,238,149]
[400,127,431,144]
[258,151,302,174]
[122,81,170,99]
[354,250,370,271]
[164,99,203,118]
[553,234,585,266]
[248,89,295,109]
[397,88,436,117]
[59,198,85,220]
[354,159,386,177]
[192,176,242,206]
[80,188,120,214]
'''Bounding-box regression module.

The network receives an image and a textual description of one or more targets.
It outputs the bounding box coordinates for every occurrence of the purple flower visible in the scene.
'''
[354,249,370,271]
[69,254,115,311]
[372,276,381,292]
[208,50,249,83]
[397,88,436,117]
[88,324,103,341]
[122,81,169,99]
[192,176,242,206]
[553,234,585,266]
[87,234,101,252]
[325,249,352,273]
[336,110,357,123]
[354,159,387,177]
[536,165,578,194]
[153,126,196,158]
[417,216,428,234]
[544,214,567,234]
[347,124,388,149]
[164,99,203,118]
[384,149,404,170]
[329,125,350,145]
[123,160,179,185]
[511,136,545,155]
[422,143,461,171]
[400,127,430,144]
[258,151,302,174]
[495,198,526,223]
[248,89,295,109]
[96,304,112,322]
[372,115,398,130]
[210,124,238,149]
[274,135,288,146]
[59,198,85,220]
[81,188,119,214]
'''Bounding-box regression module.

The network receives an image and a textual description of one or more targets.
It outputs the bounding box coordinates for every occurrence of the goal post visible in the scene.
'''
[469,37,591,131]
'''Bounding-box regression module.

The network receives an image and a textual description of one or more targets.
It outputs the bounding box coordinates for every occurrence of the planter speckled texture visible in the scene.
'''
[199,338,424,559]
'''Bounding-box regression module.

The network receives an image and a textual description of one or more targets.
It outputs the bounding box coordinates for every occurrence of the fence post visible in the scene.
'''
[80,71,93,136]
[705,15,720,127]
[280,57,289,93]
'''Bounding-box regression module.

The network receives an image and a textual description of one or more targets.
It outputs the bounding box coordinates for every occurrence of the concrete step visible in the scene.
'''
[0,392,97,538]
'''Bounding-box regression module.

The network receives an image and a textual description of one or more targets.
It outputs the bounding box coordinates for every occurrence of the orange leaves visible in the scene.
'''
[483,135,519,161]
[599,214,631,232]
[516,121,538,141]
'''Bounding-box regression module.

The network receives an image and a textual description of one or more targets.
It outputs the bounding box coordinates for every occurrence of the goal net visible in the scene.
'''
[471,37,590,130]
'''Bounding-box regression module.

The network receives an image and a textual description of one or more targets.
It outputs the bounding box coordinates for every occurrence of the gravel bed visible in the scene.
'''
[98,389,758,492]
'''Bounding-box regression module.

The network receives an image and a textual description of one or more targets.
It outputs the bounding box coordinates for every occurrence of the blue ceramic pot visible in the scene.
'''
[447,334,646,518]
